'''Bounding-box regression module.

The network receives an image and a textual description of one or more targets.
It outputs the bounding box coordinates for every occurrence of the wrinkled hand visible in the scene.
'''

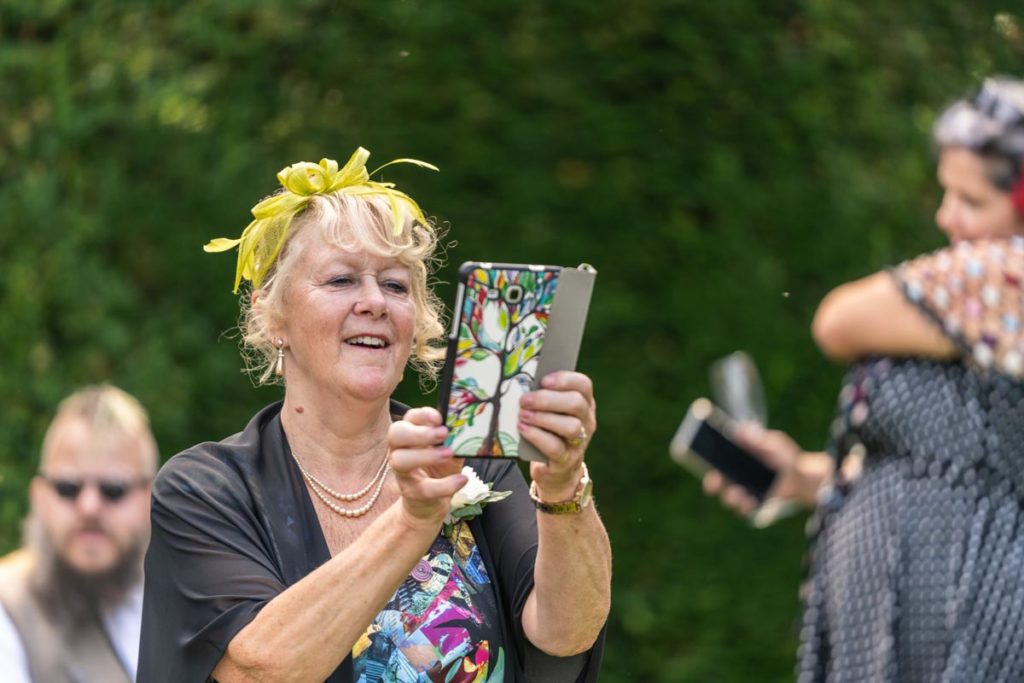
[389,407,467,529]
[519,371,597,502]
[702,423,812,517]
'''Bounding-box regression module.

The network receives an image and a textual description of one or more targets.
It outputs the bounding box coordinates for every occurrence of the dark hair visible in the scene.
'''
[933,76,1024,190]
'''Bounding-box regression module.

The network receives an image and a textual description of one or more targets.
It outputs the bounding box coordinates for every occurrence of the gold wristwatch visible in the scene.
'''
[529,463,593,514]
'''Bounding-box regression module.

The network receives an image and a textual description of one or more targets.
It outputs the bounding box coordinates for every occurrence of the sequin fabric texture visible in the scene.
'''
[798,238,1024,682]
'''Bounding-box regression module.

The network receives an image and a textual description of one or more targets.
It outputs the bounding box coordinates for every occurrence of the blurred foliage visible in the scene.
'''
[1,0,1022,679]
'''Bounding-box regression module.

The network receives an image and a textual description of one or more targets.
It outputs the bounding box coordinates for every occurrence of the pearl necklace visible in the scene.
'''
[294,454,390,518]
[295,455,389,501]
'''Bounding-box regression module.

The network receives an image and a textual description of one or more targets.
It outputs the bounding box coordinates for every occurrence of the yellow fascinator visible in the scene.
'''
[205,147,438,293]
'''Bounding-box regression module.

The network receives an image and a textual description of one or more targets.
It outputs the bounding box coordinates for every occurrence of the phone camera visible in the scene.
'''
[505,285,524,303]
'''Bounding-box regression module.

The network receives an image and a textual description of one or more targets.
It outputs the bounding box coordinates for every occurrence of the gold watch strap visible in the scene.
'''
[529,463,591,515]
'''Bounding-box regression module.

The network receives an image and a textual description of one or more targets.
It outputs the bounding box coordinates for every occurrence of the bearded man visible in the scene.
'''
[0,385,157,682]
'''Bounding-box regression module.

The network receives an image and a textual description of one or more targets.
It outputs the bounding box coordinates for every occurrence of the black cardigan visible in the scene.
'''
[137,401,605,682]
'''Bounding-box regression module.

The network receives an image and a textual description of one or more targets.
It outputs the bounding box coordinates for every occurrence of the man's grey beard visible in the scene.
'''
[22,512,147,628]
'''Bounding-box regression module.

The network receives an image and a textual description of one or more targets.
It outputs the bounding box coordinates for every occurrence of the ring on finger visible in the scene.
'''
[566,426,589,448]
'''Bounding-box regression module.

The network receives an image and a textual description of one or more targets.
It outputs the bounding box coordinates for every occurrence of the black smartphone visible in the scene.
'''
[669,398,777,501]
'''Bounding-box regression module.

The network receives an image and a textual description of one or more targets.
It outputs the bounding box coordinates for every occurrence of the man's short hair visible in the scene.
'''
[40,385,158,476]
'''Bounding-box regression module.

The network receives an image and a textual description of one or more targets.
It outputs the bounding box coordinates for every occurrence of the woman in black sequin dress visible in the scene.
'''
[707,77,1024,681]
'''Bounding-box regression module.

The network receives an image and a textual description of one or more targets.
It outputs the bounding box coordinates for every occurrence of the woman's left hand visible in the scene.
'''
[518,370,596,501]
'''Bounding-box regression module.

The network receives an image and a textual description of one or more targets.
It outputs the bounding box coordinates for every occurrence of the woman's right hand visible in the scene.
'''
[702,424,832,517]
[388,407,467,529]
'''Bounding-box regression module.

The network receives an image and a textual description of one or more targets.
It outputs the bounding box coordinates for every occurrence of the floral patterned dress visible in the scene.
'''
[353,522,504,683]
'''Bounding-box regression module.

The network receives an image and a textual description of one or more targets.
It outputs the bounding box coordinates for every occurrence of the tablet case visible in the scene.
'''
[438,262,596,461]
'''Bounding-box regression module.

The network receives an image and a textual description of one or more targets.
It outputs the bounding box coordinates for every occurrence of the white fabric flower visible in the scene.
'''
[444,466,512,525]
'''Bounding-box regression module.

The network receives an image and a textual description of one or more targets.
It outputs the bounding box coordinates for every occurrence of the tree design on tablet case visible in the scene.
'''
[446,267,558,456]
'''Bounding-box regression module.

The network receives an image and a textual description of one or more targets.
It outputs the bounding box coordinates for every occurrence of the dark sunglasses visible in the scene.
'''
[39,475,149,503]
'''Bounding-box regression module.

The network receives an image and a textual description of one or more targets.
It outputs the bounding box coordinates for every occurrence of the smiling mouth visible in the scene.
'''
[346,335,389,349]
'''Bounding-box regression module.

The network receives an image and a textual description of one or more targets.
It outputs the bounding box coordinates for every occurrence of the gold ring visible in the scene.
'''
[566,427,588,448]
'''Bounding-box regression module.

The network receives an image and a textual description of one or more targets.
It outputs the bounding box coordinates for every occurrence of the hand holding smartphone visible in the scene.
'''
[670,398,777,499]
[670,398,797,527]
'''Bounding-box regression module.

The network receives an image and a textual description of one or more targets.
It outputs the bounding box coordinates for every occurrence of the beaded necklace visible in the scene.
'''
[293,454,390,518]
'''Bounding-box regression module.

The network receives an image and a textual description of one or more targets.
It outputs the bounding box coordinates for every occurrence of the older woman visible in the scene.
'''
[706,76,1024,680]
[137,149,611,682]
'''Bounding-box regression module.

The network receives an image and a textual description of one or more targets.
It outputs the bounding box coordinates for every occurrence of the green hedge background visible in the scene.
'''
[1,1,1021,679]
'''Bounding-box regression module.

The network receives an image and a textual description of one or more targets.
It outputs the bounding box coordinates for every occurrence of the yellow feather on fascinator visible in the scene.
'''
[204,147,438,293]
